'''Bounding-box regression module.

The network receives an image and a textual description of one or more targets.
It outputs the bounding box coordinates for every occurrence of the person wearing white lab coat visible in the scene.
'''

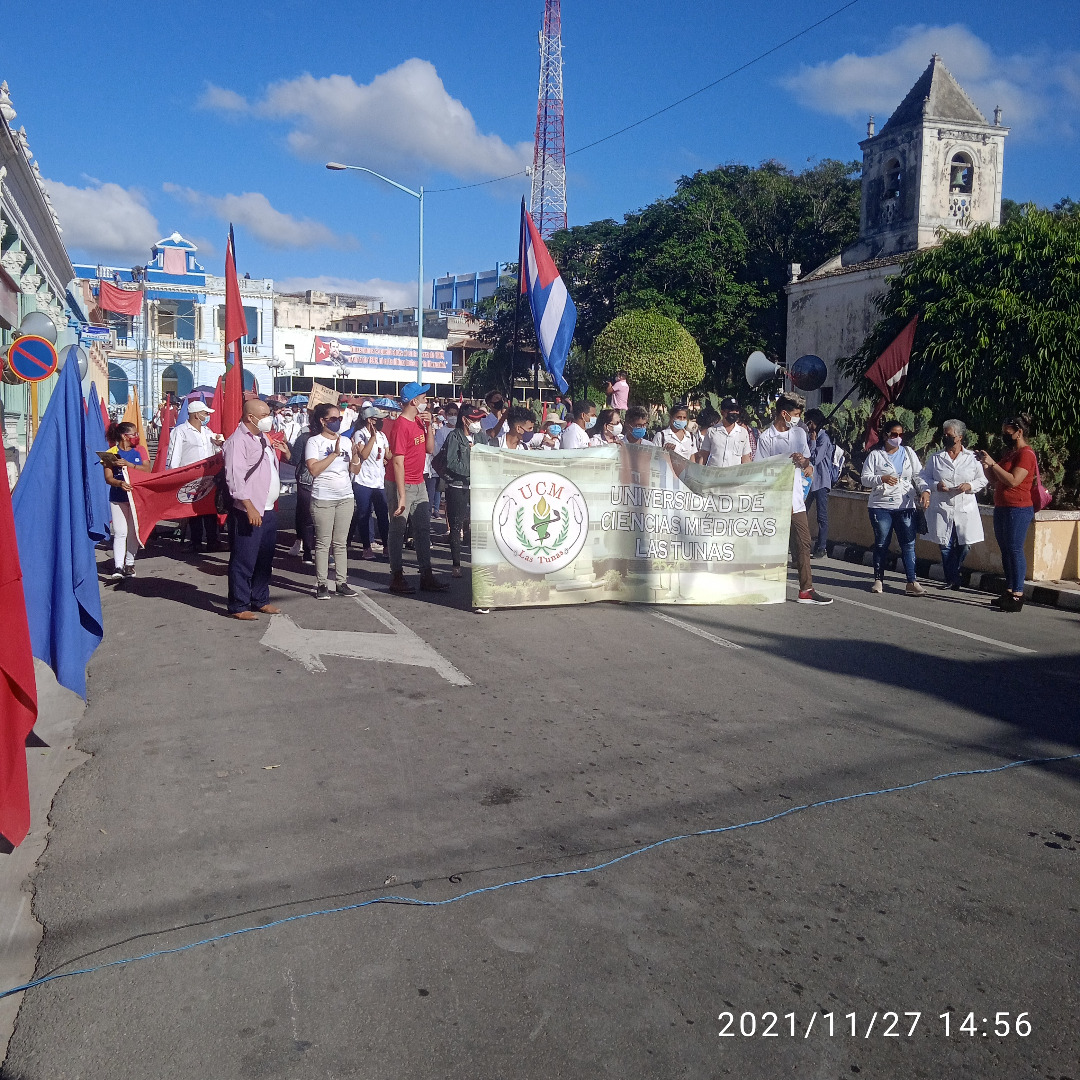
[919,419,988,590]
[167,400,223,553]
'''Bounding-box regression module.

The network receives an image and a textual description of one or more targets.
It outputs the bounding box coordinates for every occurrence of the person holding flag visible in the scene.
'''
[166,400,223,554]
[103,421,151,581]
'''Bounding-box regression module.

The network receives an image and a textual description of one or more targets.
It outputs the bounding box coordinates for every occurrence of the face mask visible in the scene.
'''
[127,435,140,447]
[256,416,273,433]
[610,423,623,437]
[943,434,958,448]
[786,413,801,427]
[468,421,482,435]
[446,416,457,426]
[491,399,505,411]
[520,430,535,443]
[630,426,648,440]
[1002,432,1017,447]
[414,400,428,414]
[724,412,740,424]
[672,418,688,430]
[886,435,902,448]
[548,424,562,437]
[325,418,342,433]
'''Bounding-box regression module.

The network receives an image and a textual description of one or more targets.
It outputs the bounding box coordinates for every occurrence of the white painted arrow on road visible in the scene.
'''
[260,588,471,686]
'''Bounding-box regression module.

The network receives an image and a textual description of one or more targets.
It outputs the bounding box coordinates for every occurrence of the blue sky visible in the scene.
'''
[6,0,1079,304]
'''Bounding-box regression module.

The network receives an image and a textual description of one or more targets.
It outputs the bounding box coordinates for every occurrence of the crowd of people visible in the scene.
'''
[101,383,1044,617]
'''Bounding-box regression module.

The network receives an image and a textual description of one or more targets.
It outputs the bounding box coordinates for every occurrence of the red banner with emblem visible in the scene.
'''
[126,456,222,545]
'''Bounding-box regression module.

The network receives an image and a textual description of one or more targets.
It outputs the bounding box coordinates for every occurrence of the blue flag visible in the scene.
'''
[12,357,104,698]
[85,384,111,540]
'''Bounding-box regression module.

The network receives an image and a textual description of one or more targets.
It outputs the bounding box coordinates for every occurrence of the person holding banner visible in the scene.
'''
[753,393,833,605]
[167,400,222,554]
[654,403,699,460]
[493,408,538,450]
[560,401,595,450]
[103,422,151,581]
[624,406,653,447]
[588,409,622,446]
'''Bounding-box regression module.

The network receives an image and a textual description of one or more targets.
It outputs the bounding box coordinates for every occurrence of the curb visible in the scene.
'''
[823,542,1080,613]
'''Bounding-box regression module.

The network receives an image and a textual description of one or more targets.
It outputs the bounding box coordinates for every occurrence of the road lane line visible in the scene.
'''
[822,593,1035,655]
[652,611,743,649]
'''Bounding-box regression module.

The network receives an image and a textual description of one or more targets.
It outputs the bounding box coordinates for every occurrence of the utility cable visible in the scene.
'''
[1,749,1075,1002]
[429,0,864,193]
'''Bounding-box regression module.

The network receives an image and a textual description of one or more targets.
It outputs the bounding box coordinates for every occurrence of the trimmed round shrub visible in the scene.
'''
[591,311,705,404]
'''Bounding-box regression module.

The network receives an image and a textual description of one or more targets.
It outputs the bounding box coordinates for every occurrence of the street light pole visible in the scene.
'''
[326,162,425,384]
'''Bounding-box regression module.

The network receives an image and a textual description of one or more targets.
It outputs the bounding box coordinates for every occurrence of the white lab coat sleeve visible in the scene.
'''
[907,448,929,493]
[966,454,989,494]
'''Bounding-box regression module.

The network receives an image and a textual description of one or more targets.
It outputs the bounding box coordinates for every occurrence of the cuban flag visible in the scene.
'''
[520,201,575,394]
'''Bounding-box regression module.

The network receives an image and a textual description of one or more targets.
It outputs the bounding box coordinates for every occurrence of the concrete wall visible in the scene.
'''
[816,490,1080,582]
[785,261,900,409]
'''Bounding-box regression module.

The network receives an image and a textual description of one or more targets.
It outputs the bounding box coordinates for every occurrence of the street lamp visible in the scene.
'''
[326,162,425,383]
[334,361,348,394]
[267,355,285,395]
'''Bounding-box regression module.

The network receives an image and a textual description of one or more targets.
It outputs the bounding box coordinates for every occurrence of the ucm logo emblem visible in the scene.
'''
[492,471,589,574]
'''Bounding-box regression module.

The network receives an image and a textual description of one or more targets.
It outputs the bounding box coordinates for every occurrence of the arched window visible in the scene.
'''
[107,363,129,406]
[882,159,902,202]
[161,363,194,401]
[950,152,974,194]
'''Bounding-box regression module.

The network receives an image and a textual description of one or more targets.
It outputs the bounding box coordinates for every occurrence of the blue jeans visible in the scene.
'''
[227,508,278,614]
[993,506,1035,593]
[805,487,829,553]
[353,484,389,548]
[869,507,917,583]
[939,526,969,587]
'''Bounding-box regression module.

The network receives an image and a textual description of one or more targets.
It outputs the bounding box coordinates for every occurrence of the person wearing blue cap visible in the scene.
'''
[386,382,447,593]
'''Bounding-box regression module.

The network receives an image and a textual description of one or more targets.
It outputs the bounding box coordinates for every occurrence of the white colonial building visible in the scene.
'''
[786,55,1009,406]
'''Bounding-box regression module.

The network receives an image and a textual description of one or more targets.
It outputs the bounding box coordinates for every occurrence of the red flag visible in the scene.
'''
[97,280,143,316]
[0,462,38,848]
[222,226,247,439]
[99,396,109,432]
[152,405,177,473]
[864,316,918,449]
[126,456,223,546]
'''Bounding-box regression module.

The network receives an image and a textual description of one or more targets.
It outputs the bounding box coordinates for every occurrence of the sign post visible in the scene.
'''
[7,334,59,442]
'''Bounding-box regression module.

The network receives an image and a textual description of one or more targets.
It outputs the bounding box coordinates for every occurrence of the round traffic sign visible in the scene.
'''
[7,335,58,382]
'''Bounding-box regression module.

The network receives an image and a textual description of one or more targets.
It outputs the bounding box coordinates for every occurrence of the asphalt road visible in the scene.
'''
[2,531,1078,1080]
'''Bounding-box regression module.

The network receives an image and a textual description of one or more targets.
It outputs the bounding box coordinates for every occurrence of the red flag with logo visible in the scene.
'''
[97,280,143,317]
[126,456,223,546]
[222,226,248,439]
[0,462,38,848]
[863,316,918,449]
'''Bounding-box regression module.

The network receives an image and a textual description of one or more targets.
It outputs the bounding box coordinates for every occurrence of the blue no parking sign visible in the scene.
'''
[7,334,58,382]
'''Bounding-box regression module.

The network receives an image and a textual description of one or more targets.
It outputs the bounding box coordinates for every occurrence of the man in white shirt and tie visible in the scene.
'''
[167,400,223,554]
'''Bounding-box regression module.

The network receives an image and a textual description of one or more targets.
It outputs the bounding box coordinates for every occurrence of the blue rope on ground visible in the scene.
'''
[3,751,1077,1001]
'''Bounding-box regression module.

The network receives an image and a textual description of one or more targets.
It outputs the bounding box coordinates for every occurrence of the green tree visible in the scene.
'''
[591,311,705,404]
[473,268,538,396]
[839,209,1080,458]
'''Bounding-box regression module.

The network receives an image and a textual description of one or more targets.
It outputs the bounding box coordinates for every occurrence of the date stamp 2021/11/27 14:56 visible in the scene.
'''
[718,1010,1032,1039]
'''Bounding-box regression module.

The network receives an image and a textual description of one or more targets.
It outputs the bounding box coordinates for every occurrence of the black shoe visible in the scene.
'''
[336,583,357,597]
[315,584,332,600]
[122,566,136,578]
[302,554,315,565]
[419,573,448,593]
[1001,593,1025,612]
[991,593,1007,608]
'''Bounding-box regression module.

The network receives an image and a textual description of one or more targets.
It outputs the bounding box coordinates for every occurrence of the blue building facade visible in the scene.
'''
[431,267,501,312]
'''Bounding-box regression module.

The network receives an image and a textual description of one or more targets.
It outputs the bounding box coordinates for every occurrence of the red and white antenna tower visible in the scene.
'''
[530,0,567,238]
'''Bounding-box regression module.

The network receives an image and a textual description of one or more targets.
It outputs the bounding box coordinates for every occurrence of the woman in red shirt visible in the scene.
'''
[976,414,1037,613]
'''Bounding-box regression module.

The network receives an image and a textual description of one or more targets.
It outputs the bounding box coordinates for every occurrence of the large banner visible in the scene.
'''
[314,334,452,378]
[470,443,793,609]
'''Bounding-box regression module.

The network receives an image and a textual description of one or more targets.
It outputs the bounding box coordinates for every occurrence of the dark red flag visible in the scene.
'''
[222,227,248,439]
[97,280,143,317]
[864,316,918,449]
[126,456,223,546]
[152,405,176,473]
[0,461,38,848]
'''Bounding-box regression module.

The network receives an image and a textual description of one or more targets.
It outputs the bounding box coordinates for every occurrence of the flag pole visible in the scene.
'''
[510,199,525,401]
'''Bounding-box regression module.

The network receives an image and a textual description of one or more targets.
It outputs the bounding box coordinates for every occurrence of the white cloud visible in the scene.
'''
[163,184,350,249]
[43,178,159,260]
[199,83,248,113]
[275,275,416,308]
[784,25,1080,137]
[204,59,531,179]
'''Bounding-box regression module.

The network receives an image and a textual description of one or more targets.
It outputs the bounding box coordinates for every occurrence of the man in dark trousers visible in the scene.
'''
[223,399,282,621]
[804,408,836,559]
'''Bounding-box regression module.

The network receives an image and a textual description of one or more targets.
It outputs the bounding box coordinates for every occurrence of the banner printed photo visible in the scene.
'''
[470,443,793,609]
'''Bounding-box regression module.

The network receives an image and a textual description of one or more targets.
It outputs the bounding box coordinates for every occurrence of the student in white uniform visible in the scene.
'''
[652,402,698,460]
[351,404,392,560]
[697,396,752,467]
[624,406,653,447]
[921,419,986,590]
[754,392,831,605]
[560,400,595,449]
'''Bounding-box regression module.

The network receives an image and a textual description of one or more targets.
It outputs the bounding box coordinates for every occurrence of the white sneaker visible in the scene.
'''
[870,579,883,594]
[906,581,926,596]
